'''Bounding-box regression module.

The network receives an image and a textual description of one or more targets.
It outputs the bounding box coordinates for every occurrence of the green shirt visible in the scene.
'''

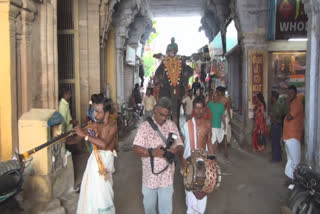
[58,98,72,132]
[270,100,285,124]
[207,101,225,128]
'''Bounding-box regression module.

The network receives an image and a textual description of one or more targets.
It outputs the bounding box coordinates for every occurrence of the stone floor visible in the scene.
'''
[1,123,291,214]
[113,128,290,214]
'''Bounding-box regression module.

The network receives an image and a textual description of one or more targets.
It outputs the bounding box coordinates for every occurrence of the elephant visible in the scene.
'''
[153,54,193,127]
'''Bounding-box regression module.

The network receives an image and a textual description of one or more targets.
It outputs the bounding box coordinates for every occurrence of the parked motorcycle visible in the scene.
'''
[134,103,143,117]
[288,163,320,214]
[117,103,140,137]
[0,160,25,204]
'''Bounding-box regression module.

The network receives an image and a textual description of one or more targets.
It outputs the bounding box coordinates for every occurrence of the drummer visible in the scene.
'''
[181,96,214,214]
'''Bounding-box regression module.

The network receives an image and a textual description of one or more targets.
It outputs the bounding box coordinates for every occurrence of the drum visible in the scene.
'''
[183,150,221,194]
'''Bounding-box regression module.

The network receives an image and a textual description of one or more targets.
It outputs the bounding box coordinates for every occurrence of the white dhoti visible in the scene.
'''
[211,128,224,144]
[77,150,115,214]
[284,138,301,179]
[185,190,207,214]
[182,119,207,214]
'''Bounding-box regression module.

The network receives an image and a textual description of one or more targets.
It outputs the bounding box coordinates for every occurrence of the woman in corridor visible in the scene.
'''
[252,93,266,152]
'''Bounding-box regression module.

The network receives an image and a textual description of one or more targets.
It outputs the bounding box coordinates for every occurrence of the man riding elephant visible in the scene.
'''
[153,41,193,127]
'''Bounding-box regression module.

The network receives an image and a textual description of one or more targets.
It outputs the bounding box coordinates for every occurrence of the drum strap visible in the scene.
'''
[188,119,195,151]
[146,117,170,175]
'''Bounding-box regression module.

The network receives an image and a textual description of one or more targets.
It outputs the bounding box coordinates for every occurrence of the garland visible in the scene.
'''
[164,56,182,87]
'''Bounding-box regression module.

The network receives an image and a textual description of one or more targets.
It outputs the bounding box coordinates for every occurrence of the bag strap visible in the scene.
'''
[187,119,195,151]
[146,117,170,175]
[149,154,169,175]
[146,117,167,145]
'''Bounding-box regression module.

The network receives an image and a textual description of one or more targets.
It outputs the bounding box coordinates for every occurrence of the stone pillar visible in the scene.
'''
[303,0,320,170]
[88,0,101,95]
[240,37,268,143]
[105,27,117,103]
[79,0,90,122]
[39,0,58,110]
[112,0,147,104]
[20,6,35,114]
[115,32,125,104]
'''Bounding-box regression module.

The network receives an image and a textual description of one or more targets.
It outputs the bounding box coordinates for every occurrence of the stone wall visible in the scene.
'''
[9,0,59,115]
[3,0,59,157]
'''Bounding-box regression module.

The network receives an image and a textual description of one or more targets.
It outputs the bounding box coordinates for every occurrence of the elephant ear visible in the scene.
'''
[181,62,193,83]
[154,61,166,85]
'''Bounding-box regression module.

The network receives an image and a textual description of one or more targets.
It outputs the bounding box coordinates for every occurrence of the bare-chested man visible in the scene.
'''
[68,98,117,214]
[217,86,231,157]
[181,96,213,214]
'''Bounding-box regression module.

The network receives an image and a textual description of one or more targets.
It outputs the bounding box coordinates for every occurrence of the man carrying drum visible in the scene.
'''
[181,96,215,214]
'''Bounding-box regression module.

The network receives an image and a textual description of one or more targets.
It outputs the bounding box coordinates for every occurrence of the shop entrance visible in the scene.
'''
[268,51,306,105]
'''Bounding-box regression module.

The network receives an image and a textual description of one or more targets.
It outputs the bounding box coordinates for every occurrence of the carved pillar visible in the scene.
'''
[20,10,34,114]
[115,30,125,104]
[39,0,58,109]
[303,0,320,170]
[99,0,118,44]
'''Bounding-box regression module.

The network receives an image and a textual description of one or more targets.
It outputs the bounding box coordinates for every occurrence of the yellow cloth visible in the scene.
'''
[143,95,156,111]
[58,98,72,132]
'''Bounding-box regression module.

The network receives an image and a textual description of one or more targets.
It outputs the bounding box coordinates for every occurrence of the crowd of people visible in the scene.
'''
[56,80,304,213]
[252,85,305,185]
[182,84,232,157]
[131,84,232,214]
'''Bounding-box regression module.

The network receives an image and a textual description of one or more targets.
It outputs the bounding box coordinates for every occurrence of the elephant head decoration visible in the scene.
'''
[153,54,193,127]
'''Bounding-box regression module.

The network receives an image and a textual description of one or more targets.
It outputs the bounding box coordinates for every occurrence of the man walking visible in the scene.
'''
[208,91,226,155]
[182,89,194,121]
[133,97,184,214]
[283,85,304,181]
[143,88,157,120]
[192,77,201,96]
[181,96,213,214]
[217,87,232,150]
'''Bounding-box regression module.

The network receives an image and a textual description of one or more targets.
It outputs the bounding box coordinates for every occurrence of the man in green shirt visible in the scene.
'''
[58,87,79,191]
[58,87,77,132]
[207,91,226,155]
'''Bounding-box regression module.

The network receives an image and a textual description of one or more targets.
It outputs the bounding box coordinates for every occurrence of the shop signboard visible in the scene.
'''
[136,42,143,58]
[251,53,264,102]
[273,0,308,40]
[226,20,238,52]
[208,32,223,59]
[248,51,266,118]
[126,45,136,66]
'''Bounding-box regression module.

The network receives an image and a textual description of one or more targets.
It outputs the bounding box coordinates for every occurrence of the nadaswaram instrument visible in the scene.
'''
[18,122,91,162]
